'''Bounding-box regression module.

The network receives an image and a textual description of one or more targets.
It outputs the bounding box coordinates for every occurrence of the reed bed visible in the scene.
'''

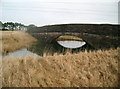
[2,48,119,87]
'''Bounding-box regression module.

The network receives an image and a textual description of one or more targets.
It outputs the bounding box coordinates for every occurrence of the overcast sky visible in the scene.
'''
[1,0,119,26]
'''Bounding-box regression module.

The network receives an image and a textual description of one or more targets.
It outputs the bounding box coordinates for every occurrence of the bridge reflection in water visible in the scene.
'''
[57,41,86,49]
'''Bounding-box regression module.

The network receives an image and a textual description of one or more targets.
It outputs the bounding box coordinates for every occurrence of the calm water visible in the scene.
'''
[57,41,86,48]
[3,48,41,59]
[3,38,92,59]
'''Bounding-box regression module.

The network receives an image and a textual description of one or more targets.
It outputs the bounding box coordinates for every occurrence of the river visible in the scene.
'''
[3,36,93,59]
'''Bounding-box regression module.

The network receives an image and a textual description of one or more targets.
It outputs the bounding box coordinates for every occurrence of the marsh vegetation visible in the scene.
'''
[2,23,120,87]
[1,31,37,54]
[3,48,119,87]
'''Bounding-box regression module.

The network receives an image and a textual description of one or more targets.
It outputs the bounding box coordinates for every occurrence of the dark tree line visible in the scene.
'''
[0,21,27,31]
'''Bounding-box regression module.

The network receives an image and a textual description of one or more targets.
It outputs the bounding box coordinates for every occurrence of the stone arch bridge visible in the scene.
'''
[29,32,119,49]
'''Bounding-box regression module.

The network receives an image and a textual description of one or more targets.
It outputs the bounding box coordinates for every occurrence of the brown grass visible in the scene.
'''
[1,31,37,54]
[2,48,120,87]
[57,35,83,41]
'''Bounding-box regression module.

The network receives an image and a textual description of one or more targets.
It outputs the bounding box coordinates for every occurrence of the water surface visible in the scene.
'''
[57,41,86,48]
[3,37,93,59]
[3,48,41,59]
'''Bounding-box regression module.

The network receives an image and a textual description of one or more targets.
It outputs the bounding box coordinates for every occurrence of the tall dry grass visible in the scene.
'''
[2,48,120,87]
[1,31,37,54]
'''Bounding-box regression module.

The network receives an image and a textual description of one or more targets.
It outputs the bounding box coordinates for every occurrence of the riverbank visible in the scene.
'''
[3,48,119,87]
[1,31,37,54]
